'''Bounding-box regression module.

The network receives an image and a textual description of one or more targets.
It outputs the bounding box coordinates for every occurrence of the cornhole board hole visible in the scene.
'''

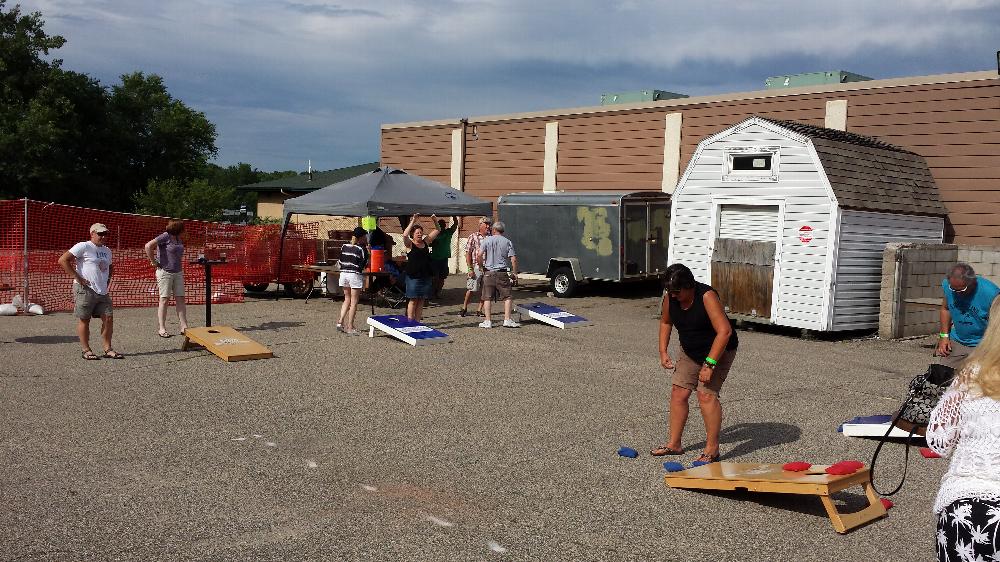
[367,315,451,346]
[182,326,274,362]
[664,463,886,534]
[515,302,591,329]
[839,415,924,438]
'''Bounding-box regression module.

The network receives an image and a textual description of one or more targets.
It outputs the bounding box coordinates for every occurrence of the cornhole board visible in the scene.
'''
[367,315,451,346]
[664,462,886,534]
[181,326,274,361]
[839,414,921,438]
[515,302,591,329]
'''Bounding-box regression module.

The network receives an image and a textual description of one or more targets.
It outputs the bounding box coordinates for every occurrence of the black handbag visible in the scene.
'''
[869,363,955,496]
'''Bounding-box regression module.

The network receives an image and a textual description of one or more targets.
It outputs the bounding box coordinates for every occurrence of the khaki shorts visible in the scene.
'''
[937,340,973,370]
[482,270,512,301]
[156,269,185,298]
[73,284,113,320]
[673,349,737,396]
[466,266,483,292]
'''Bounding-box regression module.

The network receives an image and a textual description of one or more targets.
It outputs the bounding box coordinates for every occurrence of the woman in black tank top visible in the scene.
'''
[651,263,738,464]
[402,213,442,322]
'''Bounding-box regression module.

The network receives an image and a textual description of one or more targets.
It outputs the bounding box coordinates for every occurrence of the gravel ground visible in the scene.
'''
[0,278,946,561]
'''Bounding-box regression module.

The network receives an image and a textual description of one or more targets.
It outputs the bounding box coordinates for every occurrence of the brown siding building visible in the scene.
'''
[381,70,1000,246]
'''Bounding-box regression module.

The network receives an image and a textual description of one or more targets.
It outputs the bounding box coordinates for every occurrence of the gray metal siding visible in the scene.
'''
[831,210,944,330]
[500,203,622,278]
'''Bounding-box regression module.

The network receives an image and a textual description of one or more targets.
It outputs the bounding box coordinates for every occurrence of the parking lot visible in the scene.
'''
[0,278,947,561]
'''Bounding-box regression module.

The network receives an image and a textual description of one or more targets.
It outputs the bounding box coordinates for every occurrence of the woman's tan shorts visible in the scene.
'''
[672,349,737,396]
[155,269,185,298]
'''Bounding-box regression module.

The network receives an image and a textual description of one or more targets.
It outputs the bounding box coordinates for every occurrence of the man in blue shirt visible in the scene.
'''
[937,263,1000,368]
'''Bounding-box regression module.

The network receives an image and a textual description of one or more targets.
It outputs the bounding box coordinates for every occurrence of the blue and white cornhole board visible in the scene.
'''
[838,415,915,438]
[367,315,451,346]
[515,302,591,329]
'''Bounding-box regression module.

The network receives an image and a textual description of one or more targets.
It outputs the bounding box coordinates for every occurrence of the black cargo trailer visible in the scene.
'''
[497,191,671,297]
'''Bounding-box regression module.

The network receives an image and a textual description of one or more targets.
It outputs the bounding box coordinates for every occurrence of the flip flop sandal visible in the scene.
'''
[82,350,100,361]
[650,445,684,457]
[693,452,721,465]
[158,330,172,338]
[103,349,125,359]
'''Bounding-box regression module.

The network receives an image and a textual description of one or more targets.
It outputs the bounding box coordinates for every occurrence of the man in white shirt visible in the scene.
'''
[58,223,124,360]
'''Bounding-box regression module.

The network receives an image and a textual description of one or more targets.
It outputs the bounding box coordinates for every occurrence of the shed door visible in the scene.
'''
[712,205,779,319]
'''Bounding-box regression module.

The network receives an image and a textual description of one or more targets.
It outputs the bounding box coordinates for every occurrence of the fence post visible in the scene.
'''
[22,198,29,309]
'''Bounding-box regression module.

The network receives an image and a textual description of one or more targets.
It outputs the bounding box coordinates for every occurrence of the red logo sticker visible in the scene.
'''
[798,225,813,244]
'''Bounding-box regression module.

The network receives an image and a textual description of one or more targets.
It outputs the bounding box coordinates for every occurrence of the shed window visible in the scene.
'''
[723,147,780,182]
[731,154,772,171]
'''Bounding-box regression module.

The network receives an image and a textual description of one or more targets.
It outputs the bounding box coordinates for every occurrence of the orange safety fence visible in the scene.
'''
[0,199,319,312]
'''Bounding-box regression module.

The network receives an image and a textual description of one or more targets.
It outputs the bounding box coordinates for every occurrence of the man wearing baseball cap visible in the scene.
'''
[58,223,124,359]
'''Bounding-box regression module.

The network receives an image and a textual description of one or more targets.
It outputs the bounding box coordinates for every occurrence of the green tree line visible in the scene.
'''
[0,1,296,221]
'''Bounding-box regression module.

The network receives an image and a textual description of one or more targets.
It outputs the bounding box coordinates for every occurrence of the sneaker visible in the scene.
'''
[478,320,493,328]
[336,323,344,333]
[503,319,521,328]
[459,308,468,317]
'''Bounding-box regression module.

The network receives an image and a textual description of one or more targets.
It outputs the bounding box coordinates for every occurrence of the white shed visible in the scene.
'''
[667,116,948,332]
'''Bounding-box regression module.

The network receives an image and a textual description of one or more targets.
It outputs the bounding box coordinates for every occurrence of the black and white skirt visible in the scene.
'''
[937,497,1000,561]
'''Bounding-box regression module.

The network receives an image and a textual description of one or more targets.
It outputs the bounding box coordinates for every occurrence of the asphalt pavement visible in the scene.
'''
[0,278,946,561]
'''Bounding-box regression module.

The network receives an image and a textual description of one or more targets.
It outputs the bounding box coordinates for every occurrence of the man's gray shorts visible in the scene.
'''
[73,284,113,320]
[937,340,973,370]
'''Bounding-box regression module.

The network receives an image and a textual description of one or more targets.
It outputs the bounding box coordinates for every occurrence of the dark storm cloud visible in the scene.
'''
[20,0,1000,171]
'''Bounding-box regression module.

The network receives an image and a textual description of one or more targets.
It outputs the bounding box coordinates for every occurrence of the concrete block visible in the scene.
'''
[934,249,958,263]
[981,250,1000,265]
[961,249,983,264]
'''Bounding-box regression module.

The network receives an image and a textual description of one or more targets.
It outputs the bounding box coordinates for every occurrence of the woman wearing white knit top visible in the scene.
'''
[928,297,1000,561]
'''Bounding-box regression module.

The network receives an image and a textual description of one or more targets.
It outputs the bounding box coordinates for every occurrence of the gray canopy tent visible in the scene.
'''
[275,166,493,282]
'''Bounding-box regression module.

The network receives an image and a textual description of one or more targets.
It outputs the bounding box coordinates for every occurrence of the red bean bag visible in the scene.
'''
[920,447,942,459]
[782,461,812,472]
[825,460,864,475]
[880,498,894,510]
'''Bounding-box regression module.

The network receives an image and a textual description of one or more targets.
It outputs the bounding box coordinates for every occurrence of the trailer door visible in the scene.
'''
[623,204,648,275]
[649,202,670,273]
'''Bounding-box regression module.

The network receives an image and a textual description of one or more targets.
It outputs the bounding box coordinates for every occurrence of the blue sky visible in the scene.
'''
[22,0,1000,172]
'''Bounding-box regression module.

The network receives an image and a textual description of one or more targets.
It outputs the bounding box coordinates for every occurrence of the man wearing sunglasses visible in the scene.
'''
[58,223,124,360]
[936,263,999,368]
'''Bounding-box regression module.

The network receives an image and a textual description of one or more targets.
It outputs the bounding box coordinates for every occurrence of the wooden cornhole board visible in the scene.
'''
[182,326,273,361]
[367,315,451,346]
[515,302,592,329]
[664,462,886,533]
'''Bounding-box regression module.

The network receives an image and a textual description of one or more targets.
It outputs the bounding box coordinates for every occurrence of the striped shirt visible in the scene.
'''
[339,244,367,273]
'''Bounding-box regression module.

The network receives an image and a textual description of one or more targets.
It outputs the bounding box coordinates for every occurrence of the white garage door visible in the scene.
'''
[718,204,780,241]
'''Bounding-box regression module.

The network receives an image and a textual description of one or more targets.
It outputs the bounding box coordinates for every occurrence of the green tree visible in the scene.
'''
[133,178,236,222]
[0,1,219,208]
[108,72,217,203]
[0,1,114,204]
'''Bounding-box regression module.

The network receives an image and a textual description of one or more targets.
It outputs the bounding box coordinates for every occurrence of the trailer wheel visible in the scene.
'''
[550,267,577,298]
[283,279,314,299]
[243,283,269,293]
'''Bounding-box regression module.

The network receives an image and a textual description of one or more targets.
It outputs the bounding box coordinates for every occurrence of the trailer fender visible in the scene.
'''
[546,258,582,281]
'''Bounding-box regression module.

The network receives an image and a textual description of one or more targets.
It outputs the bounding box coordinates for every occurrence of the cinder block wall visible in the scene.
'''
[879,243,1000,339]
[957,245,1000,286]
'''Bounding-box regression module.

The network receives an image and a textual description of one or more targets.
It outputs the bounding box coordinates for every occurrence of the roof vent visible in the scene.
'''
[764,71,872,89]
[600,90,688,105]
